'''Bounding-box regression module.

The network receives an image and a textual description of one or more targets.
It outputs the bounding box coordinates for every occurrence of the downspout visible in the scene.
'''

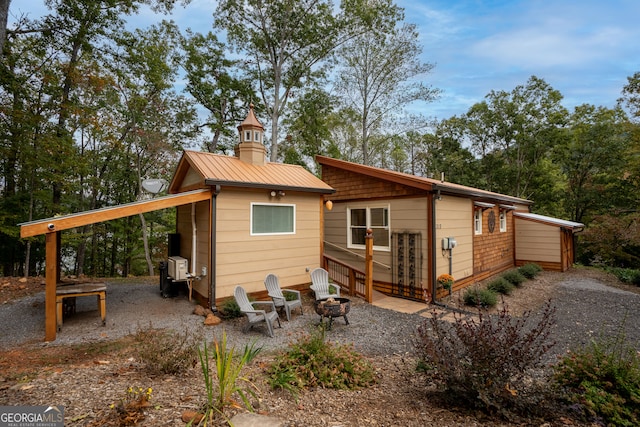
[431,190,439,304]
[191,203,197,276]
[210,185,221,312]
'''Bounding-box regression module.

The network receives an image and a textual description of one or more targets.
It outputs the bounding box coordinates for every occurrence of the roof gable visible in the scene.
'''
[170,150,334,194]
[316,155,532,205]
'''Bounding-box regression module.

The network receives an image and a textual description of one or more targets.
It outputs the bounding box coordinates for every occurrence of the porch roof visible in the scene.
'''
[316,155,532,206]
[514,212,584,231]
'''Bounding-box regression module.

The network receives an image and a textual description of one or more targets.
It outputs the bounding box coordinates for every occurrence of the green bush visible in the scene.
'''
[606,267,640,286]
[268,326,376,396]
[519,263,543,279]
[502,270,527,287]
[133,327,200,375]
[487,277,515,295]
[463,287,498,307]
[415,301,557,417]
[218,297,242,319]
[553,328,640,426]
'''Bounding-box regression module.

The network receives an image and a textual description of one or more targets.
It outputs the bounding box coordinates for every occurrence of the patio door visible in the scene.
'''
[391,232,423,301]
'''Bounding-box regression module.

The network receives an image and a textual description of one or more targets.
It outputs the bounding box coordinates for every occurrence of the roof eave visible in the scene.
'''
[204,179,335,194]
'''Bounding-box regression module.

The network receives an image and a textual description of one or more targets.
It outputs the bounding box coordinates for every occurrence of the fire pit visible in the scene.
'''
[314,297,350,329]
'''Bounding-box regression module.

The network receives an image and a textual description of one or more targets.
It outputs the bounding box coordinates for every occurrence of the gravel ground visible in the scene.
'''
[1,272,639,359]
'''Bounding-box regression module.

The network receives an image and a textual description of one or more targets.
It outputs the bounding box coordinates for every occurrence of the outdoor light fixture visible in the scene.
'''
[270,190,277,197]
[325,200,333,211]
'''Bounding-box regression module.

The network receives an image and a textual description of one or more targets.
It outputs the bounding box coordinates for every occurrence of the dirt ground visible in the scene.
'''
[0,268,638,426]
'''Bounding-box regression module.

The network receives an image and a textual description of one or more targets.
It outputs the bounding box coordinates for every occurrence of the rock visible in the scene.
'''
[229,412,283,427]
[181,410,203,424]
[193,305,207,317]
[204,313,222,326]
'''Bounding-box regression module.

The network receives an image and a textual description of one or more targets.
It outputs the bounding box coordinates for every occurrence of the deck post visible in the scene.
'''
[45,231,58,341]
[364,228,373,303]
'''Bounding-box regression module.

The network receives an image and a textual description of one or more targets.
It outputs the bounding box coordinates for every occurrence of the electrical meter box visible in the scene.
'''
[442,237,458,250]
[168,256,189,281]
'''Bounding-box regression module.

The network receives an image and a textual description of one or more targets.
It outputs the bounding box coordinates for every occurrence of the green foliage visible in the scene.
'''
[502,270,527,287]
[487,277,515,295]
[217,297,242,319]
[518,263,543,279]
[133,327,200,375]
[463,287,498,307]
[415,301,557,417]
[577,213,640,269]
[606,267,640,286]
[553,327,640,426]
[196,332,262,424]
[268,326,377,396]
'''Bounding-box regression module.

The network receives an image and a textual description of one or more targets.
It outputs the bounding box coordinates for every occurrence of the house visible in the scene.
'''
[317,156,583,301]
[19,105,334,341]
[166,105,335,307]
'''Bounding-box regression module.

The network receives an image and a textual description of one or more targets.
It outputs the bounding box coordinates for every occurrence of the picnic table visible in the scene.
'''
[56,283,107,331]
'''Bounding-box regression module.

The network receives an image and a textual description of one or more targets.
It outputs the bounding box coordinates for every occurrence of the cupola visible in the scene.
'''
[236,103,266,166]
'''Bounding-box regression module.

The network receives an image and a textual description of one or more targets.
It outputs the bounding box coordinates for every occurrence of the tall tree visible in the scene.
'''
[0,0,9,55]
[214,0,401,162]
[334,22,439,165]
[182,30,258,153]
[461,76,568,204]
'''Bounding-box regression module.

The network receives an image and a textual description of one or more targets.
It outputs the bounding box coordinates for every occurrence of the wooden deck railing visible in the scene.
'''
[321,254,369,301]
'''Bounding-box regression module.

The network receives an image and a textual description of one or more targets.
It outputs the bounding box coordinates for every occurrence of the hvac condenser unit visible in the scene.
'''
[168,256,189,281]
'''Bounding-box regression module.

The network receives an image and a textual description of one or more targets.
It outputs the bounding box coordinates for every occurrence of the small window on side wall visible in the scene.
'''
[251,203,295,235]
[347,205,390,250]
[499,211,507,232]
[245,130,252,141]
[474,209,482,235]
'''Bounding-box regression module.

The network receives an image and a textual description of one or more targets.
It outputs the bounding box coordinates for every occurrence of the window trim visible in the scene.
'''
[347,205,391,251]
[250,202,296,236]
[499,210,507,232]
[474,209,483,235]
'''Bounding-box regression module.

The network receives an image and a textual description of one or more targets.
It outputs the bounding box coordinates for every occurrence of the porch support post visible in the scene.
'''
[364,228,373,303]
[45,231,58,341]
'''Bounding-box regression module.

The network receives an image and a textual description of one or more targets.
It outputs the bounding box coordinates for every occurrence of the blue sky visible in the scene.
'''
[9,0,640,121]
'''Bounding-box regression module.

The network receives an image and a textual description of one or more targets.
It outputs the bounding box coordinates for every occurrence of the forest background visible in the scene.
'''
[0,0,639,279]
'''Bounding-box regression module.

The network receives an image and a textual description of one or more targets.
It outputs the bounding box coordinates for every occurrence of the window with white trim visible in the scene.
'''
[347,206,390,250]
[245,130,252,141]
[251,203,295,235]
[474,209,482,235]
[499,210,507,232]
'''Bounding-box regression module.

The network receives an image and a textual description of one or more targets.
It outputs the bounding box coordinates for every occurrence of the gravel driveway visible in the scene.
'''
[1,273,639,359]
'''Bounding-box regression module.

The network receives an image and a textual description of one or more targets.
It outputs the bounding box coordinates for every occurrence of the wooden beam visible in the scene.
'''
[20,189,211,238]
[45,232,58,341]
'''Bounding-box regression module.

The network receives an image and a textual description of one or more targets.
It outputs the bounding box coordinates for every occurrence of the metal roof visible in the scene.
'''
[173,150,335,194]
[514,212,584,230]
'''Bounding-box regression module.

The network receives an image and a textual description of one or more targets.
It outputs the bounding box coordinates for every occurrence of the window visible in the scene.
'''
[347,206,390,250]
[251,203,295,235]
[499,211,507,232]
[245,130,251,141]
[474,209,482,235]
[254,131,261,142]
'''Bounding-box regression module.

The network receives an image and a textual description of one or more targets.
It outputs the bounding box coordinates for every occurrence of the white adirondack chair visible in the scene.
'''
[234,285,281,337]
[310,267,340,300]
[264,273,303,321]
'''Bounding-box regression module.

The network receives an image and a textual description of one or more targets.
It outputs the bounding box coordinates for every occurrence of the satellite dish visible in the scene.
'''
[142,178,168,195]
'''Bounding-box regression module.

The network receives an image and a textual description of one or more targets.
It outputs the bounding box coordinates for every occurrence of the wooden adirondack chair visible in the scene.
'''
[264,273,303,321]
[310,267,340,300]
[234,285,281,337]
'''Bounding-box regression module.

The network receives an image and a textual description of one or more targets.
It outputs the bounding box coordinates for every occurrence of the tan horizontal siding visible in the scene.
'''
[515,218,561,263]
[436,197,473,280]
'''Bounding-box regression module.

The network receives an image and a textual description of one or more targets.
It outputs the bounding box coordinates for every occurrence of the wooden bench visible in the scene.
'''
[56,283,107,331]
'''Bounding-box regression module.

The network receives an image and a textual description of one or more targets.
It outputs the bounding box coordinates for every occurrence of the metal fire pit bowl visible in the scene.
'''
[314,297,350,329]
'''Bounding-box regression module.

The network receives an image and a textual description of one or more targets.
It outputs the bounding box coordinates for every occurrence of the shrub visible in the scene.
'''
[553,327,640,426]
[196,331,262,423]
[463,287,498,307]
[606,267,640,286]
[502,270,527,287]
[519,263,543,279]
[268,325,376,396]
[487,277,515,295]
[415,301,557,417]
[133,327,200,375]
[218,297,242,319]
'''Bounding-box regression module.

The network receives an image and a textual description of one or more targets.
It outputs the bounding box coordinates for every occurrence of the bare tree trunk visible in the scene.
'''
[0,0,10,56]
[139,213,154,276]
